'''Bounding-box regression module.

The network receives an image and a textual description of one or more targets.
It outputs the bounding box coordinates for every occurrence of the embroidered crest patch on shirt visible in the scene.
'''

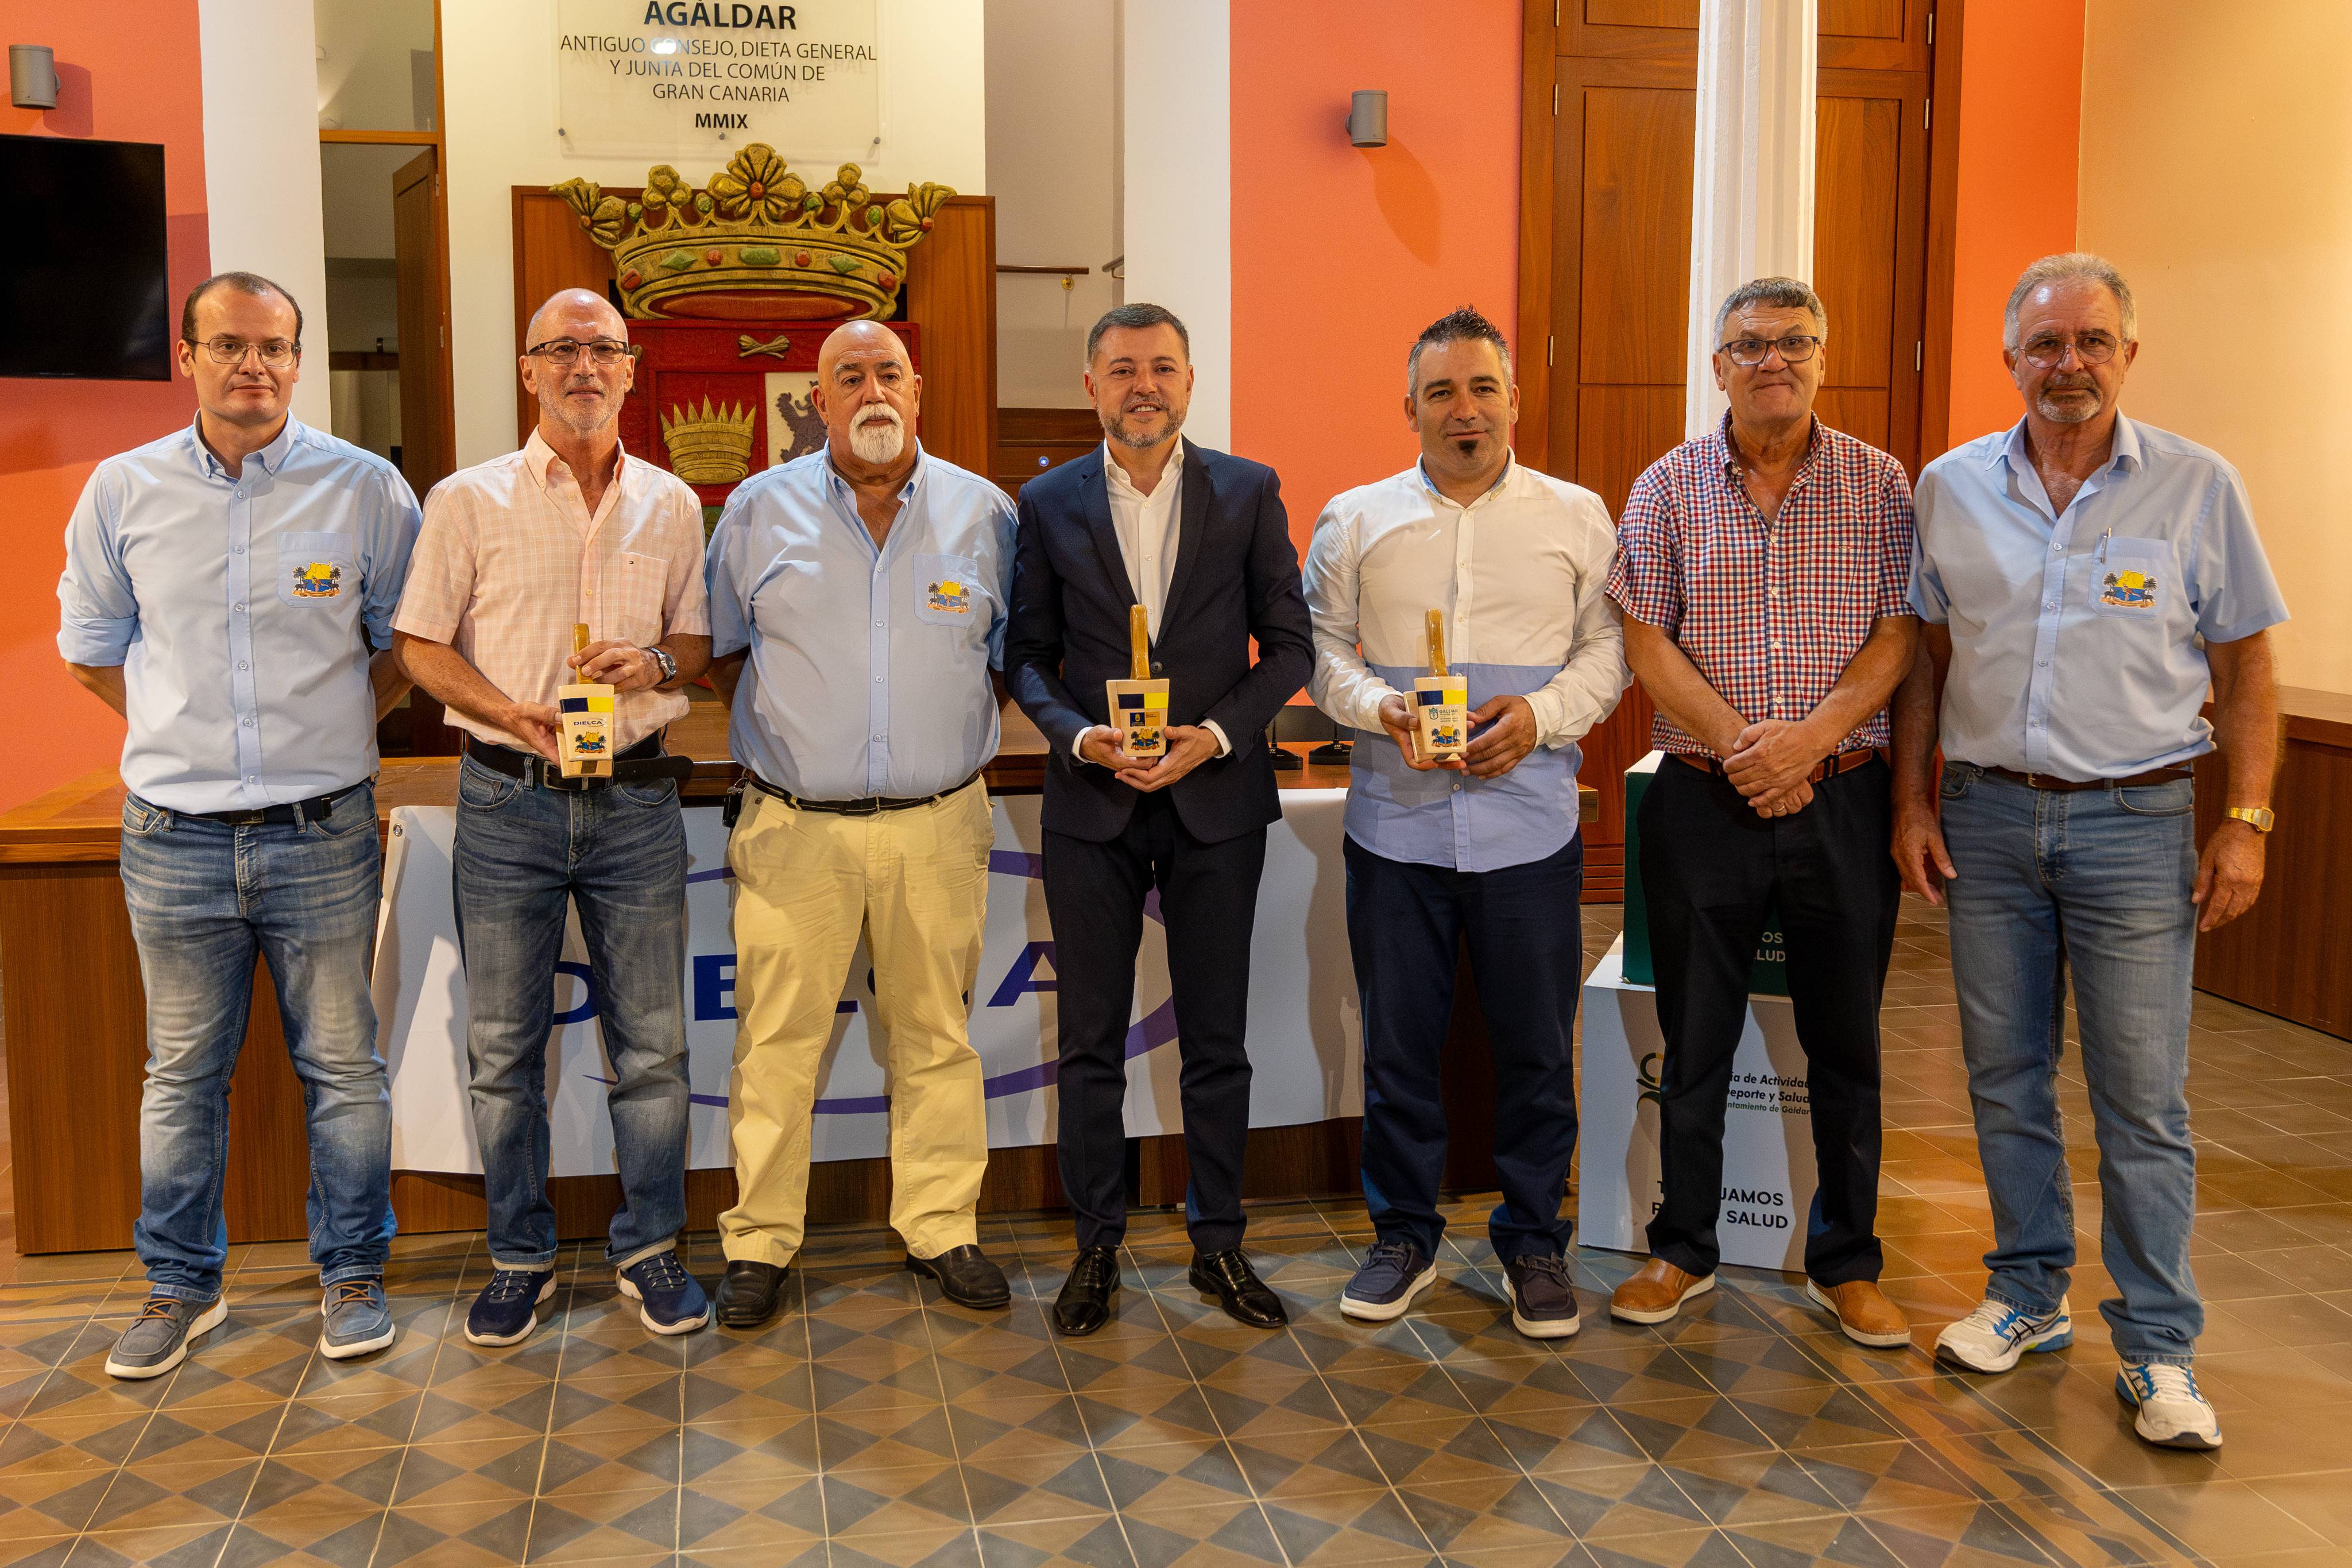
[2099,568,2157,611]
[290,562,343,599]
[927,578,971,614]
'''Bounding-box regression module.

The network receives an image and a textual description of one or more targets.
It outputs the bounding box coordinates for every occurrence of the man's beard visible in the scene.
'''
[546,380,618,436]
[850,407,906,463]
[2034,377,2101,425]
[1104,400,1185,450]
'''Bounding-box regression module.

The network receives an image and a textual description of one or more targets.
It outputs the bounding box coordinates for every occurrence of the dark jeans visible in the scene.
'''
[1044,792,1266,1255]
[118,785,394,1301]
[1344,833,1584,1265]
[453,755,690,1268]
[1639,756,1897,1284]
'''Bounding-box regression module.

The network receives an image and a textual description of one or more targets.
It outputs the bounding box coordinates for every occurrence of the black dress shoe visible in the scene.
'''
[716,1260,787,1328]
[905,1244,1011,1309]
[1189,1249,1286,1329]
[1054,1247,1121,1336]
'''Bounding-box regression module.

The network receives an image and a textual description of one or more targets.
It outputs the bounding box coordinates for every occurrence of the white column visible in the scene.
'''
[1685,0,1816,439]
[197,0,332,431]
[1120,0,1229,450]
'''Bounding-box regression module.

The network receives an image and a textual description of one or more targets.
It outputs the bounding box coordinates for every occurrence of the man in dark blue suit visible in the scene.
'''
[1006,304,1314,1335]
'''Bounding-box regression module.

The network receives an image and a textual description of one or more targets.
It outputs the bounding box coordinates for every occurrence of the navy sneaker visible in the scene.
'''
[1504,1252,1583,1339]
[1339,1238,1438,1322]
[466,1268,555,1347]
[618,1250,710,1335]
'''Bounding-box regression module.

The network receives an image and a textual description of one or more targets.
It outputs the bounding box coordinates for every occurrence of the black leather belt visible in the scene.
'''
[1983,764,2192,793]
[744,771,980,817]
[181,780,370,827]
[465,734,695,792]
[1672,746,1887,783]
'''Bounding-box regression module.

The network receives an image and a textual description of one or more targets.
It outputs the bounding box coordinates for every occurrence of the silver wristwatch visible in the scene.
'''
[644,645,678,685]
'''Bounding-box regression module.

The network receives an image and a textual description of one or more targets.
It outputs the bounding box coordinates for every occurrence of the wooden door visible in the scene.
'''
[1517,0,1937,901]
[393,148,454,497]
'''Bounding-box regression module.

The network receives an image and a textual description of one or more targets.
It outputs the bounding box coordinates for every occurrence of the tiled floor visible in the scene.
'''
[1,897,2350,1567]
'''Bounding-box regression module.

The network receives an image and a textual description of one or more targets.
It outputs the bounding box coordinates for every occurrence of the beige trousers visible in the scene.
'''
[719,779,992,1266]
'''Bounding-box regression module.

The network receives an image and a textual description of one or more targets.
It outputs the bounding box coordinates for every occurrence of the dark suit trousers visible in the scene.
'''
[1044,793,1266,1255]
[1345,834,1584,1265]
[1638,757,1898,1286]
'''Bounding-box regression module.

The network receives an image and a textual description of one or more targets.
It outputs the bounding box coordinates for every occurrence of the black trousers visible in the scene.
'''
[1638,756,1898,1284]
[1345,834,1583,1264]
[1043,793,1266,1254]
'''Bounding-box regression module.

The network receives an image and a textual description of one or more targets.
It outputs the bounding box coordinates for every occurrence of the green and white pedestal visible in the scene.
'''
[1580,752,1816,1271]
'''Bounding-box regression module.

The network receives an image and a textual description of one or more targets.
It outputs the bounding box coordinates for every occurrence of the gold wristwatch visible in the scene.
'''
[2225,806,2275,833]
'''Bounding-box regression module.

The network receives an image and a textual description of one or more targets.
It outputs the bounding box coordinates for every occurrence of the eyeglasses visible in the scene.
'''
[2018,331,2121,368]
[524,338,641,367]
[1718,335,1823,366]
[189,336,299,369]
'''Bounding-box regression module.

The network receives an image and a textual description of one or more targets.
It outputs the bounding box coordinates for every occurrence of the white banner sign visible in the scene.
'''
[375,791,1362,1178]
[554,0,881,161]
[1579,940,1818,1271]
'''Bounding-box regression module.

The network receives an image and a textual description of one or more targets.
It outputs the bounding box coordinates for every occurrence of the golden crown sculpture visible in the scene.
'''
[659,397,756,485]
[551,146,954,322]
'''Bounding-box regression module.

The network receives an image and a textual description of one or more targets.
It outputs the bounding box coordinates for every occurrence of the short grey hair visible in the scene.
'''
[2003,252,2137,351]
[1406,305,1514,394]
[1711,276,1827,344]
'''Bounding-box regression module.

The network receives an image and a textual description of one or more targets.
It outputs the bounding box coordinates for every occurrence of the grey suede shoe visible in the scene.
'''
[105,1295,227,1380]
[319,1279,397,1360]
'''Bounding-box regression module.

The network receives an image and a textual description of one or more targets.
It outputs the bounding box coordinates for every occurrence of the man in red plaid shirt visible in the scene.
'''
[1604,277,1920,1349]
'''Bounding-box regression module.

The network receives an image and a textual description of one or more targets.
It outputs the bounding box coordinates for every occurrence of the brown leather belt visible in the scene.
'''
[1672,745,1886,784]
[1982,764,2192,793]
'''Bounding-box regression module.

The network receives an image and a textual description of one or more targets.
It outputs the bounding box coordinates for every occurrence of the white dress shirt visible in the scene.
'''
[1077,442,1229,761]
[1303,456,1627,871]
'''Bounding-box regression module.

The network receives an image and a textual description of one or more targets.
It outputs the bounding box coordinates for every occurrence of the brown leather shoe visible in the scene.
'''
[1608,1257,1715,1324]
[1808,1278,1912,1348]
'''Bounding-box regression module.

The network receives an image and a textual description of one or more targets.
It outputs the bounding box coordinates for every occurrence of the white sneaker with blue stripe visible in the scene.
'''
[2116,1361,2222,1450]
[1934,1295,2072,1373]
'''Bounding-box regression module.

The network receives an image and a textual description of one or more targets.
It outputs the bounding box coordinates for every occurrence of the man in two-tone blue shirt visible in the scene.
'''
[703,320,1018,1327]
[1893,254,2287,1452]
[57,272,420,1379]
[1304,307,1628,1338]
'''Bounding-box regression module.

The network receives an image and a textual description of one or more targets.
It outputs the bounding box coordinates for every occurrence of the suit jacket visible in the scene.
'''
[1007,440,1313,845]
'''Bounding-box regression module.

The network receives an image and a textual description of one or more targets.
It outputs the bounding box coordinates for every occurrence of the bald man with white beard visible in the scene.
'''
[396,288,715,1346]
[701,322,1020,1326]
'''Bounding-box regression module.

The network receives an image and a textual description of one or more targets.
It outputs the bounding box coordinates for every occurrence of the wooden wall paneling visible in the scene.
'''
[1820,0,1932,71]
[1565,0,1699,61]
[902,195,998,481]
[510,187,615,451]
[1815,67,1930,474]
[995,406,1102,497]
[393,148,452,497]
[2193,730,2352,1040]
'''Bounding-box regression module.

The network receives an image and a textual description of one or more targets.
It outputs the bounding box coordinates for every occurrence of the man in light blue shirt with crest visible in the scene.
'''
[1893,254,2287,1452]
[57,272,419,1380]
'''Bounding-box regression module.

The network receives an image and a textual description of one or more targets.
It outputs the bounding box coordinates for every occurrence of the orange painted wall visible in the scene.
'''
[1944,0,2083,446]
[1228,4,1522,548]
[0,1,208,814]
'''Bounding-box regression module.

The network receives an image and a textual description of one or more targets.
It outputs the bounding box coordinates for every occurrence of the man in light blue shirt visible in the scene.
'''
[703,321,1017,1326]
[1893,254,2287,1452]
[56,272,419,1379]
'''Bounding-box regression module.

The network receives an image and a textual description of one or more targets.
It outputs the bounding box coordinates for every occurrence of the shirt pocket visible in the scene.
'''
[605,550,668,646]
[277,532,356,609]
[2086,537,2172,621]
[914,552,985,630]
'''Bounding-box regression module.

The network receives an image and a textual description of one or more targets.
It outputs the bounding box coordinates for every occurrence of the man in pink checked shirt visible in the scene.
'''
[1604,277,1920,1351]
[393,288,713,1348]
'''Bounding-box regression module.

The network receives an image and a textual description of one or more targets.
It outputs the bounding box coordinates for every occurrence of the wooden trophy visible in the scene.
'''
[1105,603,1170,761]
[1414,608,1470,762]
[558,622,617,778]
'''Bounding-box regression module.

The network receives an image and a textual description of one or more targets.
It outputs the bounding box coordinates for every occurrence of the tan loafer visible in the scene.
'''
[1808,1278,1912,1348]
[1608,1257,1715,1324]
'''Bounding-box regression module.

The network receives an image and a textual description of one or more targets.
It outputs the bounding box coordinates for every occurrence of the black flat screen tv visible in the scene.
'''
[0,135,171,381]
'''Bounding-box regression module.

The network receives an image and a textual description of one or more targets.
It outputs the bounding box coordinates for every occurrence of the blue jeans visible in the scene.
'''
[1345,833,1583,1265]
[453,755,689,1268]
[1939,762,2202,1364]
[119,784,394,1302]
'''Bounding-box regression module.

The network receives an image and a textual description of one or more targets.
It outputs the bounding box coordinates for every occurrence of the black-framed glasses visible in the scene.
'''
[2019,331,2121,368]
[188,335,299,369]
[524,337,641,367]
[1719,334,1822,366]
